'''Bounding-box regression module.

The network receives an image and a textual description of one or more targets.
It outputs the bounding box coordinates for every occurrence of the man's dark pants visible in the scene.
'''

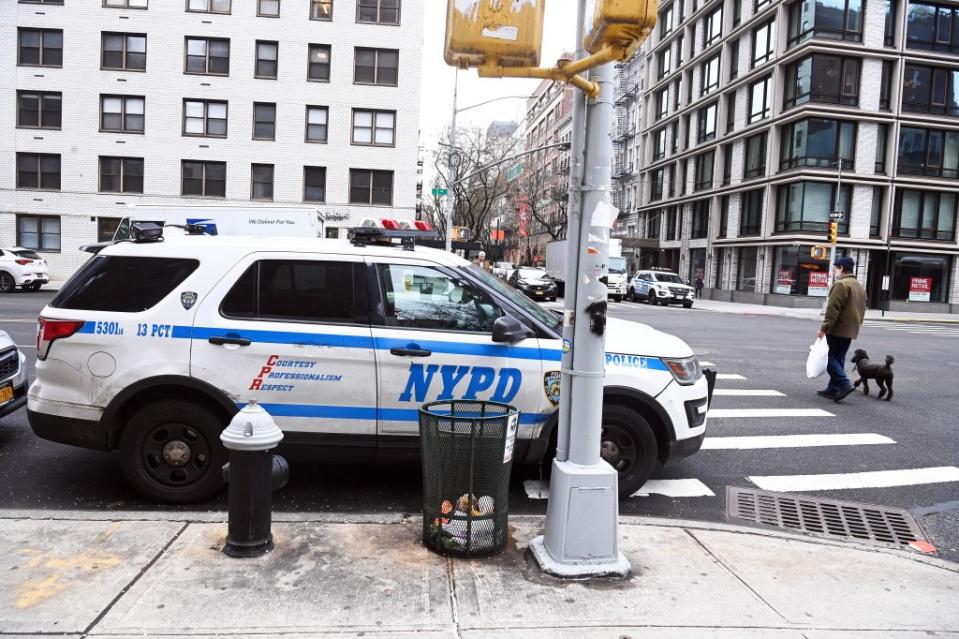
[825,334,853,394]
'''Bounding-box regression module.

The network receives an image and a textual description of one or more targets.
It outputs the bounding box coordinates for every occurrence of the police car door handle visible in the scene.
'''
[208,336,252,347]
[390,347,431,357]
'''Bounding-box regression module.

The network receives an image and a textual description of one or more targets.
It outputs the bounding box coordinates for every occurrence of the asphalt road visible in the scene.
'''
[2,290,958,561]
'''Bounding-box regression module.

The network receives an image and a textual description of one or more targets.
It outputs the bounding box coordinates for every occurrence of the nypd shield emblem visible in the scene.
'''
[180,291,198,310]
[544,371,561,406]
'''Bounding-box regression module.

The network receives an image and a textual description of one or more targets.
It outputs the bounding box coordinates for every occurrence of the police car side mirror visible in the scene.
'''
[492,316,534,343]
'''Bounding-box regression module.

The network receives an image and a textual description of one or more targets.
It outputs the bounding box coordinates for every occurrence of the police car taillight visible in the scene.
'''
[36,317,85,361]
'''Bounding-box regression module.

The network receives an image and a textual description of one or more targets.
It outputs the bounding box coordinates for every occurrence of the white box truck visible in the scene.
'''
[546,238,626,301]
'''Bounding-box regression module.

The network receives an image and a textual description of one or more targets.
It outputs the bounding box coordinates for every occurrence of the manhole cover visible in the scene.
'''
[726,486,929,550]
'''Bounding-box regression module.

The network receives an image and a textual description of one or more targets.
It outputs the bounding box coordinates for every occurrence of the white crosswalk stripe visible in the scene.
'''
[712,389,785,397]
[715,373,747,380]
[708,408,835,418]
[701,433,895,450]
[863,321,959,337]
[523,479,715,500]
[748,466,959,492]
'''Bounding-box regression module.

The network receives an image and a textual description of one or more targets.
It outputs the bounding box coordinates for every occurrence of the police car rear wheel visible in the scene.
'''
[601,405,657,499]
[120,400,227,504]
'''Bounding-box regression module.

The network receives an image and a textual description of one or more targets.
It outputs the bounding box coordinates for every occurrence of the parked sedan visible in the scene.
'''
[0,247,49,293]
[508,267,558,301]
[492,261,515,279]
[0,330,27,422]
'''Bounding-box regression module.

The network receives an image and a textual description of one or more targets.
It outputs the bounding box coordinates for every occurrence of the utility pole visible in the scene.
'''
[529,0,630,578]
[444,69,459,253]
[828,159,844,289]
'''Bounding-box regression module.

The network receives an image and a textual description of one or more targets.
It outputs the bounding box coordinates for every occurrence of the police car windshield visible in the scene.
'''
[466,265,562,331]
[654,273,683,283]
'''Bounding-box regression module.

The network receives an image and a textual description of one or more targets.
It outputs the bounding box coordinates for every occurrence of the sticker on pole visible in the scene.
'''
[503,412,519,464]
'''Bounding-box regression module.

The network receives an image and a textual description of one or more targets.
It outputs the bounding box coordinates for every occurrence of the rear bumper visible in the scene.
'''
[0,383,28,419]
[28,408,109,451]
[14,273,49,285]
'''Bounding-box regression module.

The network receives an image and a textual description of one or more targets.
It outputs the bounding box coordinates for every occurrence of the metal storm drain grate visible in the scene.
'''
[726,486,929,550]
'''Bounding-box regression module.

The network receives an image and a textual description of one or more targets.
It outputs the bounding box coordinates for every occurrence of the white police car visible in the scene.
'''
[28,224,712,503]
[629,269,695,307]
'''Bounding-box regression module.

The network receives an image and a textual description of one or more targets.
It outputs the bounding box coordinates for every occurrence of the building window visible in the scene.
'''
[258,0,279,16]
[776,181,851,233]
[656,88,668,118]
[16,91,61,129]
[665,206,678,240]
[306,106,328,142]
[311,0,332,20]
[902,63,959,116]
[101,95,145,133]
[349,169,393,205]
[21,0,64,3]
[104,0,148,6]
[894,188,957,240]
[654,127,667,160]
[697,102,717,143]
[17,215,61,252]
[752,20,775,67]
[885,0,896,46]
[729,38,739,80]
[755,0,773,11]
[890,252,953,302]
[99,156,143,193]
[897,126,959,178]
[308,44,331,81]
[906,1,959,52]
[255,41,278,79]
[354,47,399,85]
[182,160,226,197]
[870,186,884,237]
[726,91,736,132]
[352,109,395,146]
[251,164,274,201]
[740,188,763,235]
[304,166,326,202]
[737,247,758,291]
[651,168,665,201]
[658,48,672,79]
[102,33,146,70]
[676,34,685,67]
[744,132,768,179]
[876,123,889,173]
[666,163,675,197]
[357,0,400,24]
[770,246,832,296]
[718,194,729,237]
[18,28,62,67]
[748,76,771,123]
[660,5,674,37]
[694,150,715,191]
[671,120,680,153]
[780,118,856,170]
[253,103,276,140]
[187,0,230,13]
[701,55,720,95]
[185,37,230,75]
[691,200,709,238]
[183,99,227,137]
[98,218,122,242]
[703,5,723,48]
[16,153,60,190]
[880,60,894,110]
[722,143,733,186]
[787,0,864,46]
[783,55,860,109]
[648,209,661,238]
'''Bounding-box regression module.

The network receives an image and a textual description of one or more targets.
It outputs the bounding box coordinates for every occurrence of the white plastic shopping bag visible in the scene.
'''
[806,337,829,379]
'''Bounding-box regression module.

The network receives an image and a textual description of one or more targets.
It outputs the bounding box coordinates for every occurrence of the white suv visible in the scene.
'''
[28,228,712,503]
[0,331,28,422]
[0,247,50,293]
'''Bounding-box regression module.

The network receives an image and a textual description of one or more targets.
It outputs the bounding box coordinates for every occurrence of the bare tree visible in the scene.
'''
[508,157,569,265]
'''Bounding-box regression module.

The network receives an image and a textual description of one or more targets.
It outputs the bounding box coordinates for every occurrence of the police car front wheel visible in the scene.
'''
[119,400,228,504]
[601,404,657,499]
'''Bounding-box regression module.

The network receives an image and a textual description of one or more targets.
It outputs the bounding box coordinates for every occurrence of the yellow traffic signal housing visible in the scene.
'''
[811,245,828,260]
[444,0,546,69]
[828,222,838,244]
[585,0,659,57]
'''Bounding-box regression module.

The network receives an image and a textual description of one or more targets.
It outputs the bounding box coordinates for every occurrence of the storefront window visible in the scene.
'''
[891,252,952,302]
[737,246,758,291]
[689,248,707,284]
[770,245,834,296]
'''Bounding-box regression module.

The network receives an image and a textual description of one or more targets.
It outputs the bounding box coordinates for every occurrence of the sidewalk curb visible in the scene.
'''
[2,509,955,573]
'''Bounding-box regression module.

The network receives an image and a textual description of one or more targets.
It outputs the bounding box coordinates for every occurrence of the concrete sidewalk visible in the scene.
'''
[689,298,959,324]
[1,511,957,637]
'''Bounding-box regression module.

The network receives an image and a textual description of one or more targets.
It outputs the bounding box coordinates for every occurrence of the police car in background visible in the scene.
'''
[28,221,713,503]
[629,268,695,307]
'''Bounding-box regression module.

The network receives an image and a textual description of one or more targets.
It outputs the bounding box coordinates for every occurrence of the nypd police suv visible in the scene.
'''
[28,224,711,503]
[628,268,696,307]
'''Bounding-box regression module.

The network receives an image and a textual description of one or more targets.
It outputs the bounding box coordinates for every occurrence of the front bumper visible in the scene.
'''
[663,430,705,464]
[654,289,694,303]
[520,286,557,299]
[0,383,28,419]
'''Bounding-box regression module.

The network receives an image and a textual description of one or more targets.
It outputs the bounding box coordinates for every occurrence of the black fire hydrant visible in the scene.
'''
[220,400,289,558]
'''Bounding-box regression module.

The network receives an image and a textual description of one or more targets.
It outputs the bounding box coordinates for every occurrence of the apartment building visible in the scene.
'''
[2,0,422,279]
[625,0,959,313]
[612,52,650,273]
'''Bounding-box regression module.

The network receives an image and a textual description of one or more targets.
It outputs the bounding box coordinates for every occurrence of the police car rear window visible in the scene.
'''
[51,256,199,312]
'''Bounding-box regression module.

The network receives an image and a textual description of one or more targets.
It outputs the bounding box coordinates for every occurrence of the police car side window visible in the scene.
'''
[376,263,503,332]
[221,260,355,323]
[52,256,200,312]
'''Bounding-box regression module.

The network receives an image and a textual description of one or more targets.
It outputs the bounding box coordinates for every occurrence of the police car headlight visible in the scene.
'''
[663,356,702,385]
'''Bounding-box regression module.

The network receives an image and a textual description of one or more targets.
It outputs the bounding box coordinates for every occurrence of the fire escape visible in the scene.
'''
[612,62,637,216]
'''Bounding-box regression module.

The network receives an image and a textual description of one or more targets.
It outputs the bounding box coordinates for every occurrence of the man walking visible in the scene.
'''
[816,256,866,402]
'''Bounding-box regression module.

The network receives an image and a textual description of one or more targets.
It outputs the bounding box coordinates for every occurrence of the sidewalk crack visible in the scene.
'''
[685,529,790,624]
[445,557,462,639]
[80,521,189,638]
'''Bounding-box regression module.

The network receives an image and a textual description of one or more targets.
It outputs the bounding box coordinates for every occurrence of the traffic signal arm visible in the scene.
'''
[477,44,630,98]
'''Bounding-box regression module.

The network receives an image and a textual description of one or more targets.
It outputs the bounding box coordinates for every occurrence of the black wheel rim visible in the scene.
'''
[601,423,640,475]
[0,274,13,293]
[140,421,212,488]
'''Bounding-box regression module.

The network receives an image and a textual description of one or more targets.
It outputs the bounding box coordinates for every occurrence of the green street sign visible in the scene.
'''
[432,188,449,196]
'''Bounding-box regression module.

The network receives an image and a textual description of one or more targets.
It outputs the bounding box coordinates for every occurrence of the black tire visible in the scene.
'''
[119,399,228,504]
[627,288,635,302]
[683,301,693,308]
[601,404,658,499]
[0,272,15,294]
[548,296,557,301]
[24,282,42,292]
[646,293,655,305]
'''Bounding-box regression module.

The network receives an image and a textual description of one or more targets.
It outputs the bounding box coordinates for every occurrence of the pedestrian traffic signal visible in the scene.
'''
[828,222,838,244]
[444,0,545,69]
[585,0,659,57]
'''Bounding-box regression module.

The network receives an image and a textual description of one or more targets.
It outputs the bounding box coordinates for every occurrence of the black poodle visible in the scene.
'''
[850,349,894,401]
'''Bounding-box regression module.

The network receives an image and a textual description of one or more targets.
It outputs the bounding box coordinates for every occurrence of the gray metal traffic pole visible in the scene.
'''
[529,30,630,579]
[444,69,459,253]
[553,0,588,465]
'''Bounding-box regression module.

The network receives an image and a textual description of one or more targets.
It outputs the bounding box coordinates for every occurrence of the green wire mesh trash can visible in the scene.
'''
[419,400,520,557]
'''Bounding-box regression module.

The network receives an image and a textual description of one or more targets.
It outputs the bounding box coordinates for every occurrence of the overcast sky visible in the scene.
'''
[417,4,576,151]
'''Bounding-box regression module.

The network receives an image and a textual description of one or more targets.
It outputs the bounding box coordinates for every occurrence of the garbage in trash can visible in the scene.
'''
[419,400,519,557]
